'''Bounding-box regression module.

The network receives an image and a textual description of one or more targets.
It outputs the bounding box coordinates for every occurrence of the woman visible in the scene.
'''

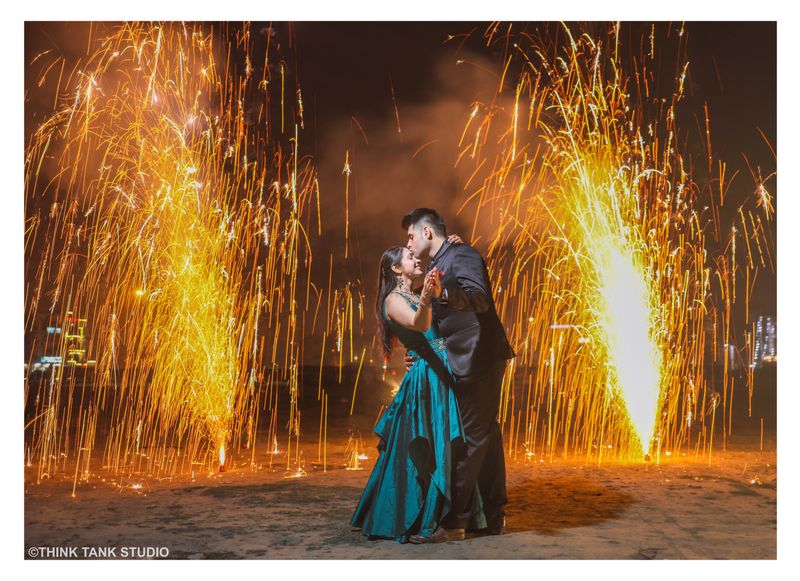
[350,245,486,543]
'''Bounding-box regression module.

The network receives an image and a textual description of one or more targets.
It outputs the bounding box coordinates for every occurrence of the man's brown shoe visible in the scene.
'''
[408,526,466,544]
[467,516,505,536]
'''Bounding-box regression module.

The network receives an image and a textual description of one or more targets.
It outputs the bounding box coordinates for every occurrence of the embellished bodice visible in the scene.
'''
[383,291,444,358]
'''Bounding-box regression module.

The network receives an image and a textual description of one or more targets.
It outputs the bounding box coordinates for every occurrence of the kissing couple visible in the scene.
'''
[351,208,515,543]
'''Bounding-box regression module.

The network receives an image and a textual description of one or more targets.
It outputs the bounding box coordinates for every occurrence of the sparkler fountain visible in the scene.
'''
[23,22,347,488]
[23,22,775,497]
[455,23,774,462]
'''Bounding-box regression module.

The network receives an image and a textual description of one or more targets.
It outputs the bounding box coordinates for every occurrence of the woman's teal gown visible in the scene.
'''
[351,292,486,543]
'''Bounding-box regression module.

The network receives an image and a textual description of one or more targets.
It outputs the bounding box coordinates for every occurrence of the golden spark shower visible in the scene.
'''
[23,22,775,494]
[24,22,366,489]
[456,22,774,462]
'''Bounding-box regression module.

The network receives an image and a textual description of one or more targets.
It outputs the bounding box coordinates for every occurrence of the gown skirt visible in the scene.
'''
[350,339,486,543]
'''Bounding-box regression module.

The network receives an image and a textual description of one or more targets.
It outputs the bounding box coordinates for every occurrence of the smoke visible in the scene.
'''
[309,47,514,292]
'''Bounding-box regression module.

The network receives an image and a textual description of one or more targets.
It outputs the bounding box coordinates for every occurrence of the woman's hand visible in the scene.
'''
[420,269,440,305]
[419,274,434,305]
[447,234,465,245]
[430,268,442,297]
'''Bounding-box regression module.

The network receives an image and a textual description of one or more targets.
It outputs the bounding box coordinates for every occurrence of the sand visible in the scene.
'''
[24,442,776,560]
[25,363,778,560]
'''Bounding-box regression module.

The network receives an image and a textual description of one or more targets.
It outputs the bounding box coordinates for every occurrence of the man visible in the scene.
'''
[402,208,515,543]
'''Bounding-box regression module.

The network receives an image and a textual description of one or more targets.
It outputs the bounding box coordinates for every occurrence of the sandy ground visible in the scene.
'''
[25,439,776,560]
[25,364,778,560]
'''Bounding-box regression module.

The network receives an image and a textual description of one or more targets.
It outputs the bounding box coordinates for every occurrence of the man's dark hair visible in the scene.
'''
[401,208,447,237]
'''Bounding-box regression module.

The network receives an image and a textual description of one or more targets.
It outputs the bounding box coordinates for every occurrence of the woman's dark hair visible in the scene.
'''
[376,246,406,361]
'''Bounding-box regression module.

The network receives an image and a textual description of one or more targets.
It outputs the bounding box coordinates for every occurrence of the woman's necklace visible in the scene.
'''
[395,285,420,304]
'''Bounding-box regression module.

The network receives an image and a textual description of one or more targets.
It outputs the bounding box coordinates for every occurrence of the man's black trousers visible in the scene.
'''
[443,360,508,529]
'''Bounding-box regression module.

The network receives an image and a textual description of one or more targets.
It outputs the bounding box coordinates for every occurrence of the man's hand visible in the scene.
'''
[404,352,417,371]
[447,234,465,245]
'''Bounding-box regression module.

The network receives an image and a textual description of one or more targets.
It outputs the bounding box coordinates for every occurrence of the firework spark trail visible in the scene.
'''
[457,23,774,462]
[23,22,775,490]
[23,22,363,484]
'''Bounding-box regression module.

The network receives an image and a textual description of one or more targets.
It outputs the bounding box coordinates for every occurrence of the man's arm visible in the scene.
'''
[440,246,491,313]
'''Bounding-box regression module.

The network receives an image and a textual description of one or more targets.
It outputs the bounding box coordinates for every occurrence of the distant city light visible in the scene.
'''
[752,315,777,367]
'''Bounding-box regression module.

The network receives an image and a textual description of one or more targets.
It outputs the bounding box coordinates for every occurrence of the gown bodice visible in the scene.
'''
[383,291,444,356]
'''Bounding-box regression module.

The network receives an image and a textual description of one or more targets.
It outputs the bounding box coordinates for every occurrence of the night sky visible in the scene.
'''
[286,21,776,316]
[24,21,777,359]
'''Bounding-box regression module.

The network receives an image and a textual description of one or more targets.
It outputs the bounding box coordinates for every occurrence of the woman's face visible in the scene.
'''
[397,248,424,278]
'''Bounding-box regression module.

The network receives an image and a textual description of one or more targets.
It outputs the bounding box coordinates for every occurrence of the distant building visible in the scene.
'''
[64,311,88,365]
[752,315,777,368]
[29,311,96,372]
[763,316,777,363]
[727,343,738,371]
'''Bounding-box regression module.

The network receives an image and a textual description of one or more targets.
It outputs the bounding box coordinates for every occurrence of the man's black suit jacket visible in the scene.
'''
[428,241,515,379]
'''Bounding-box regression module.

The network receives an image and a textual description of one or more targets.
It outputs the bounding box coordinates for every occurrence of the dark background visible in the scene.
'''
[24,22,777,363]
[286,21,776,315]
